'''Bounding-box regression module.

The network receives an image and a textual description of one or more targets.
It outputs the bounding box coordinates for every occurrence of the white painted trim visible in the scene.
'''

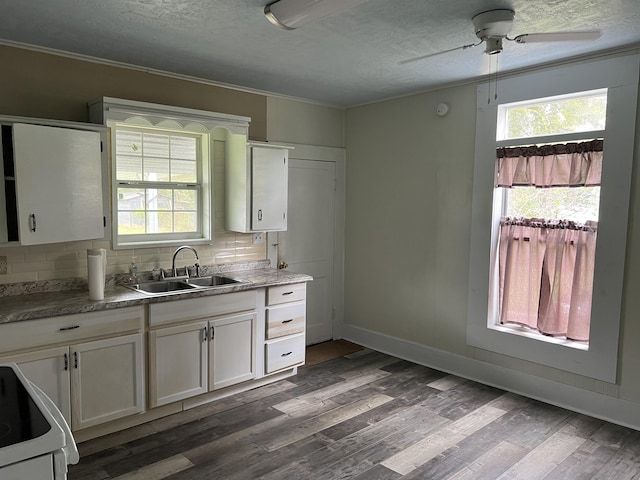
[341,324,640,431]
[467,53,640,383]
[268,143,346,342]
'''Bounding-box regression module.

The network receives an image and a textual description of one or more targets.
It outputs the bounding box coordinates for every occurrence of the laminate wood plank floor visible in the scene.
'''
[69,347,640,480]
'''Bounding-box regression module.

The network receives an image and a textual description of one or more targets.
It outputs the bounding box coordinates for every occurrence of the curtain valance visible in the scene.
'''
[496,139,603,188]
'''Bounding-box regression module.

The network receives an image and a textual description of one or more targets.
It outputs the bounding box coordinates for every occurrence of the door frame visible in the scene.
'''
[267,142,346,341]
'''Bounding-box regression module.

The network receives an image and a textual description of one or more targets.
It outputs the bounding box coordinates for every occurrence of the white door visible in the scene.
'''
[252,146,288,231]
[148,321,208,407]
[70,333,145,430]
[209,312,256,390]
[278,158,336,345]
[0,346,71,425]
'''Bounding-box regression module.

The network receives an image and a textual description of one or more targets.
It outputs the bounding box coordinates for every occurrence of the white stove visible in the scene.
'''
[0,363,78,479]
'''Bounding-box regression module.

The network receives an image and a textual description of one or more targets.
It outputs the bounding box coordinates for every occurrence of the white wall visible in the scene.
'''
[343,57,640,426]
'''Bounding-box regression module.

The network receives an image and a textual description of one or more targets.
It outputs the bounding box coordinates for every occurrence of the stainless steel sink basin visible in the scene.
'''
[125,275,244,295]
[130,280,197,294]
[186,275,242,287]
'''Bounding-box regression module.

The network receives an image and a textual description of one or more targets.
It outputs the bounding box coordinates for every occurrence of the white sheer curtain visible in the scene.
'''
[495,140,602,342]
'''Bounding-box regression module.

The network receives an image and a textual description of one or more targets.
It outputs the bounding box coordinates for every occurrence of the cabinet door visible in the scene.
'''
[13,123,103,245]
[148,321,208,407]
[251,147,287,231]
[0,346,71,425]
[209,312,256,390]
[70,333,144,430]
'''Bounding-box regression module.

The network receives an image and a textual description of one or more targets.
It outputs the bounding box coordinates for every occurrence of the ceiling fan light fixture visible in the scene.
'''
[484,37,503,55]
[264,0,369,30]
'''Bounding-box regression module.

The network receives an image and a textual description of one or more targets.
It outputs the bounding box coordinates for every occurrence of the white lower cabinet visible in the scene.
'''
[148,291,257,408]
[0,307,145,431]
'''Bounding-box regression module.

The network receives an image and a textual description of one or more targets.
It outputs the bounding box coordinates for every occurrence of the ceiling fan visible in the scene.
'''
[401,9,601,64]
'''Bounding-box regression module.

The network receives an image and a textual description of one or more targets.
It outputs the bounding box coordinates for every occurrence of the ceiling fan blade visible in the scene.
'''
[513,31,601,44]
[400,42,480,65]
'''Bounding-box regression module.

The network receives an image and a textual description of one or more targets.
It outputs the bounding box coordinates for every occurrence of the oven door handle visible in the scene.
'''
[28,381,79,465]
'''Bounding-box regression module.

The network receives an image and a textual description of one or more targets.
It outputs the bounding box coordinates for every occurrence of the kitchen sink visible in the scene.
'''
[186,275,243,287]
[131,280,198,294]
[125,275,244,295]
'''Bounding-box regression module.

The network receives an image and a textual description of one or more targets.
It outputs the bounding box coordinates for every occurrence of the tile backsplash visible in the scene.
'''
[0,231,266,285]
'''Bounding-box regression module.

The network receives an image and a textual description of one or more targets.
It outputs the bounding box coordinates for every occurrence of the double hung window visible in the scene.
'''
[493,91,606,345]
[466,55,639,382]
[114,126,203,242]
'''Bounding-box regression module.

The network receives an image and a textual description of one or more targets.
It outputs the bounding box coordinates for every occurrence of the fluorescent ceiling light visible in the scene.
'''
[264,0,369,30]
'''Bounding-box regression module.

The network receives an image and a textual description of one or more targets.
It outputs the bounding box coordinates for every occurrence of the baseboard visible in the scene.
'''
[341,324,640,431]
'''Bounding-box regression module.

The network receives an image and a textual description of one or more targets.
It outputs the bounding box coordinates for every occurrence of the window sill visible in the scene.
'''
[489,324,589,351]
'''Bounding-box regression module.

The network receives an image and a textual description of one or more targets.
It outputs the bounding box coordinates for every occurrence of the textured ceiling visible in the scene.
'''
[1,0,639,106]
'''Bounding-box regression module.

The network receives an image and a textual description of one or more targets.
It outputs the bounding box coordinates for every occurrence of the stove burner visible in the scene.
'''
[0,422,11,440]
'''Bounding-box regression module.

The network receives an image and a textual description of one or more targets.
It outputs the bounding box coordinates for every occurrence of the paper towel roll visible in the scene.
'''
[87,249,106,300]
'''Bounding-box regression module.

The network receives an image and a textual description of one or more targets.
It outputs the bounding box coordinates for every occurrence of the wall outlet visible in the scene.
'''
[252,232,264,244]
[0,256,7,275]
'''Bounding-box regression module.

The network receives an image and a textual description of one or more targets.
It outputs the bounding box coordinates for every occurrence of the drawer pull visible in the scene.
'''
[281,351,293,357]
[282,291,294,296]
[281,319,293,324]
[59,325,80,331]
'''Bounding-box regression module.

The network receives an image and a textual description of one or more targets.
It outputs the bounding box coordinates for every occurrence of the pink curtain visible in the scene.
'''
[496,140,603,188]
[495,140,602,342]
[498,219,597,341]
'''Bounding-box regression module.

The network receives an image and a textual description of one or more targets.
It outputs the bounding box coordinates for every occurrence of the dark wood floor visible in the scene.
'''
[69,348,640,480]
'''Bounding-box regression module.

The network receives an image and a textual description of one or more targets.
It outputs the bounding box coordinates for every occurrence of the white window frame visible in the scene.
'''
[91,97,251,250]
[467,54,639,382]
[113,124,206,244]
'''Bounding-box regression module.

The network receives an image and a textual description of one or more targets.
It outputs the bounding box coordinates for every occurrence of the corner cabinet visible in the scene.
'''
[225,140,292,233]
[0,307,145,431]
[0,118,107,245]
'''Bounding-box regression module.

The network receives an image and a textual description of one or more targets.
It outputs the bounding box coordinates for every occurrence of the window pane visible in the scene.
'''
[143,134,170,158]
[174,189,197,210]
[500,90,607,140]
[146,189,173,210]
[506,186,601,223]
[174,212,197,232]
[143,157,170,182]
[146,211,173,233]
[118,211,145,235]
[116,131,142,156]
[117,188,145,211]
[171,159,197,183]
[116,155,143,181]
[171,136,197,160]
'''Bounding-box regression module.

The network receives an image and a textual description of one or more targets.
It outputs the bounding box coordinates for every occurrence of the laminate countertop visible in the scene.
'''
[0,266,312,325]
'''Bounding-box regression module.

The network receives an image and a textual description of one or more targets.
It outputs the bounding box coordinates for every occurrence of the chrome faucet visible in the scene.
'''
[172,246,200,278]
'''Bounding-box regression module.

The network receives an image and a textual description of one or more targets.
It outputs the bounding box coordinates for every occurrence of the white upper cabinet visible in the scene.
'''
[226,140,291,233]
[0,118,106,245]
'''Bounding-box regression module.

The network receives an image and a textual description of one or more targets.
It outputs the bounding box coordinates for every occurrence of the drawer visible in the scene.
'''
[265,334,305,373]
[0,306,143,354]
[267,283,306,306]
[266,303,305,339]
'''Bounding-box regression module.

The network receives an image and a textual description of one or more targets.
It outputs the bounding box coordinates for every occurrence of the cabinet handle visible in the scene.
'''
[63,353,68,371]
[73,351,78,369]
[281,352,292,357]
[59,325,80,331]
[282,291,293,296]
[257,209,263,221]
[282,319,293,324]
[29,214,36,232]
[203,326,208,342]
[210,326,215,341]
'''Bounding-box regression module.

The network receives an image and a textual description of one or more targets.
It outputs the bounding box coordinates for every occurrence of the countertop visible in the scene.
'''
[0,266,312,325]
